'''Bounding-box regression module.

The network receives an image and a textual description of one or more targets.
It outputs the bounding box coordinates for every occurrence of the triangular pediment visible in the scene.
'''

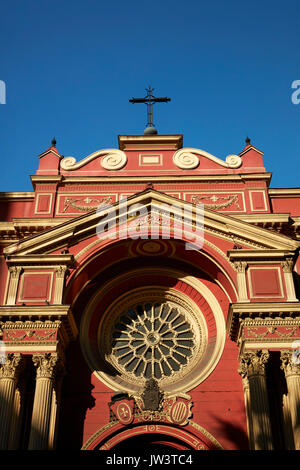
[4,189,299,257]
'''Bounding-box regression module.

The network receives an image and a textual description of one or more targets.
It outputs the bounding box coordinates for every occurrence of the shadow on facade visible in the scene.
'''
[56,339,96,449]
[209,406,250,450]
[0,355,38,450]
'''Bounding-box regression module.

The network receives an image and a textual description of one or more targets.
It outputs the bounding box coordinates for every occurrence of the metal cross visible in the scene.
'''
[129,86,171,128]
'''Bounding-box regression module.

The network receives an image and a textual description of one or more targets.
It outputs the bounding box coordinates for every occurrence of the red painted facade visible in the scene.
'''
[0,133,299,451]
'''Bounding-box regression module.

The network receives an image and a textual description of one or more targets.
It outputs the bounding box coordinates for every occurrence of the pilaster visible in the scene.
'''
[234,261,249,302]
[281,258,297,301]
[6,266,23,305]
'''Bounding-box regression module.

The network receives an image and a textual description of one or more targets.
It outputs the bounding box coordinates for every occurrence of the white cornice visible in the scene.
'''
[268,188,300,198]
[3,189,299,256]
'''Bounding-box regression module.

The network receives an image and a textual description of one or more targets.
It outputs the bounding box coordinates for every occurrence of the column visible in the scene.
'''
[239,350,273,450]
[28,353,60,450]
[0,353,23,449]
[234,261,249,302]
[280,350,300,449]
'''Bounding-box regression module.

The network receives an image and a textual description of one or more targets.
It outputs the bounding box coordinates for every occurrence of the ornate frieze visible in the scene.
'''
[1,321,60,346]
[62,196,113,213]
[191,193,242,211]
[227,302,300,345]
[0,310,78,354]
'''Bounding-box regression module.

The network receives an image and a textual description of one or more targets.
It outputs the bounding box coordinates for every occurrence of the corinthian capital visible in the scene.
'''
[0,353,23,379]
[281,258,294,273]
[55,265,67,279]
[32,353,61,379]
[234,261,247,273]
[8,266,23,279]
[239,350,269,377]
[280,350,300,377]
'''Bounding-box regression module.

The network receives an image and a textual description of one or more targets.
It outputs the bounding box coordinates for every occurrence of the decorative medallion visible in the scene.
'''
[128,240,175,258]
[110,400,134,425]
[169,398,192,425]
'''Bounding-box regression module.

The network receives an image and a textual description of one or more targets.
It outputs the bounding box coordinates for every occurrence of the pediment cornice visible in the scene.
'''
[3,189,299,257]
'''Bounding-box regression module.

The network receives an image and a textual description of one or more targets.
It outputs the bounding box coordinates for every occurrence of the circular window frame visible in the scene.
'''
[80,267,226,394]
[98,288,208,390]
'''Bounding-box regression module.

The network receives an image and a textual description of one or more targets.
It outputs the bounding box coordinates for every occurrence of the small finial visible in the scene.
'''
[51,137,57,147]
[245,136,251,145]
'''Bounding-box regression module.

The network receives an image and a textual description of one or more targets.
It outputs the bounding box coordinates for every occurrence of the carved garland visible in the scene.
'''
[191,194,241,210]
[63,196,113,213]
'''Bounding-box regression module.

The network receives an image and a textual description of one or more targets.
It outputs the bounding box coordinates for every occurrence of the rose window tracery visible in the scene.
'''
[110,302,196,380]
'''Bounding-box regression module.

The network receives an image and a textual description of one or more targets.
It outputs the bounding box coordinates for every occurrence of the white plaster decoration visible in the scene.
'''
[60,149,127,171]
[173,148,242,170]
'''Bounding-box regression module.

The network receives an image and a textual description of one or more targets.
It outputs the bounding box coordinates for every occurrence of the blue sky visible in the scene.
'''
[0,0,299,191]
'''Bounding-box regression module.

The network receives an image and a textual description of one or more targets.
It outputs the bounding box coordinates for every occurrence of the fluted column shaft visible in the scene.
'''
[281,350,300,449]
[239,350,273,450]
[28,353,59,450]
[0,353,23,449]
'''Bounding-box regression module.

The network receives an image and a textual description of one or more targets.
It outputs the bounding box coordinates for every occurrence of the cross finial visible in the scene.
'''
[129,86,171,134]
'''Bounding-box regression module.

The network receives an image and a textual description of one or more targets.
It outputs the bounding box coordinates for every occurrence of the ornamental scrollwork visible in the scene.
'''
[173,148,242,170]
[60,149,127,171]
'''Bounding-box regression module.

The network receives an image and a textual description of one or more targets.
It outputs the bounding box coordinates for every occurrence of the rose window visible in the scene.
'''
[109,302,196,380]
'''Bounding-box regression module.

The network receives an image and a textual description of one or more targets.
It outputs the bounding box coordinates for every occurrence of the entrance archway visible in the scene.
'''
[82,422,223,450]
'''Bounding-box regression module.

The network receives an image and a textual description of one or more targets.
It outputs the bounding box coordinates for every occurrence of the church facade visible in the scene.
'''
[0,131,299,451]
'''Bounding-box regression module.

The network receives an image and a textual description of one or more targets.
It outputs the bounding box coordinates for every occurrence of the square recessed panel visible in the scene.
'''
[249,191,268,211]
[139,154,163,166]
[35,193,53,214]
[19,272,53,302]
[248,267,283,298]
